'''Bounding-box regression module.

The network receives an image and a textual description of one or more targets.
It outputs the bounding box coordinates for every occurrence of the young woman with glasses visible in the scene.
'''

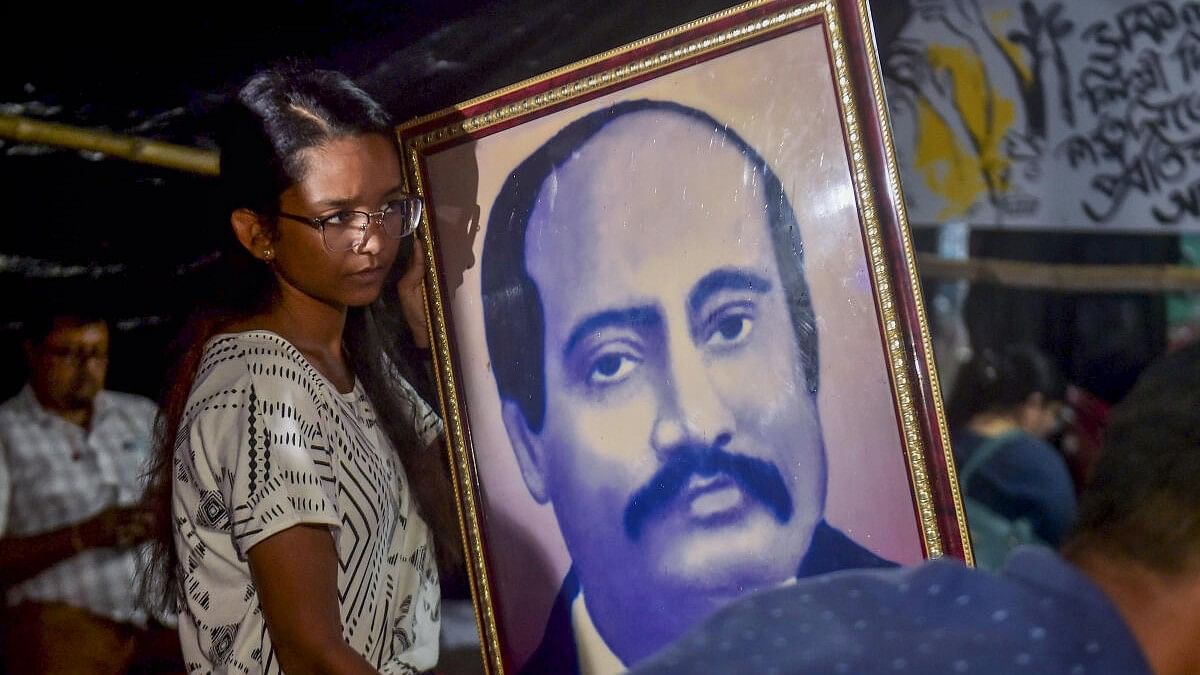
[144,66,460,674]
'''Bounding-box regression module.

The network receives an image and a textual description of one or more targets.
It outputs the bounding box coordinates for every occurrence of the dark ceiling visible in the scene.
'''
[0,0,751,393]
[1,0,746,316]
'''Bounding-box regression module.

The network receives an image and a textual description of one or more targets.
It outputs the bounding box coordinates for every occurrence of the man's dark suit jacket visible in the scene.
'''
[517,520,896,674]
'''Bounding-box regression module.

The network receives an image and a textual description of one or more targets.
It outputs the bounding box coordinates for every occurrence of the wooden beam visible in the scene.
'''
[0,115,218,175]
[917,254,1200,293]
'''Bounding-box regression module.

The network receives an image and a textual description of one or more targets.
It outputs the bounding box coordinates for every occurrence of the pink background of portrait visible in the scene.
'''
[423,25,923,667]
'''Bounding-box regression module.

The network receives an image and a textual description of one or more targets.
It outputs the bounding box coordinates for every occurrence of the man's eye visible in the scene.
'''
[586,352,640,386]
[703,310,754,349]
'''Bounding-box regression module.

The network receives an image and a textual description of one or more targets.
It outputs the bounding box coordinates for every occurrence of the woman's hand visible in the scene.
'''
[396,238,430,349]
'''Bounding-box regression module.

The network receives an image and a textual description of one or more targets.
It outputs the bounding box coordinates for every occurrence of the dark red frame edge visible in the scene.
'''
[402,3,791,144]
[833,0,967,561]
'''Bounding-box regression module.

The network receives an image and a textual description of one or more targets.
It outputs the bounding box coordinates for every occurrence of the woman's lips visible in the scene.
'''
[348,266,385,281]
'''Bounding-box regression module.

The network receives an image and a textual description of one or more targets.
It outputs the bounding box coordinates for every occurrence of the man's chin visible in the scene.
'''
[72,392,100,407]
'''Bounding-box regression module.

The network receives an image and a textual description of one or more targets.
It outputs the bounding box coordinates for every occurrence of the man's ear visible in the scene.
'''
[501,400,550,504]
[231,209,275,261]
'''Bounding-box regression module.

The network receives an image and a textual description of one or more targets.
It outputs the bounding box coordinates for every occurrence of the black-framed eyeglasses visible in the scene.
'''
[277,195,423,252]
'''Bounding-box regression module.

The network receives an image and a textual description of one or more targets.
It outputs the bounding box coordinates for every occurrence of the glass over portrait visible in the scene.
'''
[396,1,966,672]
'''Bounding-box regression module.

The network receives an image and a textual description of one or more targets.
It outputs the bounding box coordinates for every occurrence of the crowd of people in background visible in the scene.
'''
[632,340,1200,675]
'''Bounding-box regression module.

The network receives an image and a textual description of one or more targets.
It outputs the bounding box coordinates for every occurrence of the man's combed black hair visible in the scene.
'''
[480,99,819,432]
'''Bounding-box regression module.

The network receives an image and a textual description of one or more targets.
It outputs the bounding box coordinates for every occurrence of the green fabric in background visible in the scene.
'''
[1167,235,1200,345]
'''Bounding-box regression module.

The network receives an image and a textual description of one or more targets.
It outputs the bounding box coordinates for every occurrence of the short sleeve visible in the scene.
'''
[186,367,340,561]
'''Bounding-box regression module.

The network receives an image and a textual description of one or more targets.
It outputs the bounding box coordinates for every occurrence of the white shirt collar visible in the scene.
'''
[569,576,800,674]
[17,383,110,426]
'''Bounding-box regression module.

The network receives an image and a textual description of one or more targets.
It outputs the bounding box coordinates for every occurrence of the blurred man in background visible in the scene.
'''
[0,308,181,674]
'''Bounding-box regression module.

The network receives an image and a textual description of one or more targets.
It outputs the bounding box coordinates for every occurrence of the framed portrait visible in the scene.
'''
[396,0,970,672]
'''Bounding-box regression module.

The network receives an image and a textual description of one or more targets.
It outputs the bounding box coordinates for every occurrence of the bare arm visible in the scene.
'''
[246,524,381,675]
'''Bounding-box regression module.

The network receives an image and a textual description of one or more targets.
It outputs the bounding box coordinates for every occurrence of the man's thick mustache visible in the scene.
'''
[623,444,793,541]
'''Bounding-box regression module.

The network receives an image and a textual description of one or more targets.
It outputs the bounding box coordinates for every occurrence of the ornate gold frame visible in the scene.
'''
[398,1,971,671]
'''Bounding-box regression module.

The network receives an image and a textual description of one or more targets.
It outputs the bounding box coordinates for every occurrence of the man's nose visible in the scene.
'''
[650,344,735,455]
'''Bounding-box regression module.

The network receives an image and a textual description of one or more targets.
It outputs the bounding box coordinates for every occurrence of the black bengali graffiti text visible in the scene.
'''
[1063,1,1200,225]
[1081,1,1192,65]
[1152,178,1200,224]
[1173,26,1200,81]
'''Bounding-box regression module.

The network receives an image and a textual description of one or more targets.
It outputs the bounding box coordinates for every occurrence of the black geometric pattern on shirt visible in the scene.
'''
[178,518,212,612]
[182,607,222,662]
[379,570,399,665]
[330,386,402,663]
[382,350,442,440]
[195,539,207,560]
[392,594,414,652]
[185,334,428,670]
[232,359,336,547]
[334,395,395,547]
[218,465,236,494]
[175,455,192,485]
[256,620,274,674]
[246,383,259,495]
[196,490,230,530]
[242,342,329,450]
[185,573,211,611]
[414,547,440,624]
[208,623,239,666]
[183,350,241,430]
[407,544,431,578]
[235,470,335,538]
[179,517,203,555]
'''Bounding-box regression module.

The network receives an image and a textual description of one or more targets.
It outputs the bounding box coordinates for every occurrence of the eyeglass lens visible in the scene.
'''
[322,198,423,251]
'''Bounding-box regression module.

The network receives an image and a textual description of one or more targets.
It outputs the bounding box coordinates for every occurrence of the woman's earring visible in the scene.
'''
[263,249,274,261]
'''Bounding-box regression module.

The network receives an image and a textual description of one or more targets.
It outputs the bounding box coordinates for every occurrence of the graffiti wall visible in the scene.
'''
[881,0,1200,231]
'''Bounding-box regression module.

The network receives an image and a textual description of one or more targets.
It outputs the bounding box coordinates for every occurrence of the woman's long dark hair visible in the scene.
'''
[143,66,460,612]
[946,343,1067,431]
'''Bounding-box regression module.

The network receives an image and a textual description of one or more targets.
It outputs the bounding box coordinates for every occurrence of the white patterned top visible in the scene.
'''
[0,385,161,626]
[173,331,443,674]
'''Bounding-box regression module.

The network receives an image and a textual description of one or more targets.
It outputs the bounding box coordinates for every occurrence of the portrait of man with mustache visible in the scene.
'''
[480,99,896,674]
